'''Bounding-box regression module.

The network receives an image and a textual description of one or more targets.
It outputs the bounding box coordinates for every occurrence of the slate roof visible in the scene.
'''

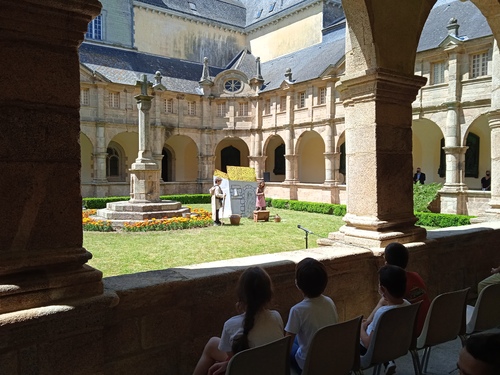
[226,49,259,78]
[259,25,345,92]
[238,0,314,27]
[135,0,247,28]
[80,0,493,96]
[79,43,224,94]
[418,0,491,52]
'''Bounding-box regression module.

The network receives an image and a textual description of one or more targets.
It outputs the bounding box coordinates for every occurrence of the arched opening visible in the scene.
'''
[221,146,240,172]
[165,135,198,182]
[264,135,285,182]
[296,131,325,183]
[162,147,173,182]
[412,119,444,184]
[464,115,491,189]
[214,138,249,172]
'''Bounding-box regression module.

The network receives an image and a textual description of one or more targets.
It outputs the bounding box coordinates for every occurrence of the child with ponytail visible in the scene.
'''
[193,266,283,375]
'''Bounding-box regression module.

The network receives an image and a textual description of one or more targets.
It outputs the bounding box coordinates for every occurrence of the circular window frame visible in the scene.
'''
[224,79,243,93]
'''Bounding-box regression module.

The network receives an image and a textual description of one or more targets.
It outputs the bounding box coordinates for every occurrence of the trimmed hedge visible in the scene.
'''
[82,194,210,209]
[268,199,347,217]
[83,196,130,209]
[415,212,472,228]
[82,195,472,228]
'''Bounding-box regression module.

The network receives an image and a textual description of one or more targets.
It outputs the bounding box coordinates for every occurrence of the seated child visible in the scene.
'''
[384,242,430,336]
[360,265,409,375]
[192,266,283,375]
[285,257,339,374]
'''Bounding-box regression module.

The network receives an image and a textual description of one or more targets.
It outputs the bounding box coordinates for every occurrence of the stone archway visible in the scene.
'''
[338,0,500,245]
[296,131,325,183]
[214,137,250,172]
[263,135,286,182]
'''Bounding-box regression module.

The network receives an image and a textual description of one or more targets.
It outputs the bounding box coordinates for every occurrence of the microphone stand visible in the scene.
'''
[297,225,313,249]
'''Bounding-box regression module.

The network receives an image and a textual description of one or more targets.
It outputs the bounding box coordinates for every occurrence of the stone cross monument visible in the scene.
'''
[96,73,189,224]
[130,74,161,203]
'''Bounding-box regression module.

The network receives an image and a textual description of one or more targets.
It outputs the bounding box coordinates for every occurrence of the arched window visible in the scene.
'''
[106,143,125,181]
[221,146,240,173]
[273,144,285,175]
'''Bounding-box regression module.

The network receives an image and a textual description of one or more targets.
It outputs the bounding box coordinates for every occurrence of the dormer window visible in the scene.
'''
[188,2,197,12]
[256,9,263,18]
[269,2,276,12]
[86,14,103,40]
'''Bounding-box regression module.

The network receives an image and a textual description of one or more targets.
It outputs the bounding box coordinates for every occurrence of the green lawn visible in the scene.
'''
[84,205,345,277]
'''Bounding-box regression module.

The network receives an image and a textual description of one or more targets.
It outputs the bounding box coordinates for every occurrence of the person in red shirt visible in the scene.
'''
[383,242,430,336]
[365,243,431,375]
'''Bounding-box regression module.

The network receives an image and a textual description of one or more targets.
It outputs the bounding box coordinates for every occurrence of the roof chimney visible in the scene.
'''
[447,18,459,37]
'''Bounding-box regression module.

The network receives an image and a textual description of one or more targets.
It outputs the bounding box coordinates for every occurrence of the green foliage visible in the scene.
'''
[415,212,472,228]
[288,201,344,215]
[82,194,210,209]
[82,196,130,209]
[413,182,442,212]
[268,199,346,216]
[269,199,289,209]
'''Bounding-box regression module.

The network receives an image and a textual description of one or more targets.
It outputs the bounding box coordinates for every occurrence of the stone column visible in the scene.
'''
[324,123,335,185]
[335,69,427,247]
[198,127,214,182]
[438,43,468,214]
[249,156,267,180]
[199,155,216,183]
[285,154,298,182]
[129,76,161,203]
[440,146,468,214]
[284,125,295,182]
[332,151,341,184]
[324,152,335,185]
[0,0,104,314]
[93,122,108,183]
[480,41,500,219]
[485,111,500,215]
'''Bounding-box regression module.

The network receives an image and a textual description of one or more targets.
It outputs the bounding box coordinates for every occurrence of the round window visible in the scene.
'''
[224,79,242,92]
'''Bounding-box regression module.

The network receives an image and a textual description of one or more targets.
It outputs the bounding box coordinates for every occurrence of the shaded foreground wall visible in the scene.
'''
[0,223,499,374]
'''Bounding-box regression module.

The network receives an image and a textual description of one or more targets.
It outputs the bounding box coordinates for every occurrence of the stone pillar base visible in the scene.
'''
[325,213,426,248]
[329,226,426,248]
[0,264,103,315]
[439,189,468,215]
[129,166,161,203]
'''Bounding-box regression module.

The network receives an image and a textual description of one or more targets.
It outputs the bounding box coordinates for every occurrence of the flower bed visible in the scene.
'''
[82,209,114,232]
[122,208,213,232]
[82,208,213,232]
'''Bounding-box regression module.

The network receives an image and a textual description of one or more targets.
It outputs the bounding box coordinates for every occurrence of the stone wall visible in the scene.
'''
[97,222,500,375]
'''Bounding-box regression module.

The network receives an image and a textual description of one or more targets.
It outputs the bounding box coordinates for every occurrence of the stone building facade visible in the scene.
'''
[80,0,498,218]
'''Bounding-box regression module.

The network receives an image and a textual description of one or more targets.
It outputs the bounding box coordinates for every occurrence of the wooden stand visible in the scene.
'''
[253,210,270,222]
